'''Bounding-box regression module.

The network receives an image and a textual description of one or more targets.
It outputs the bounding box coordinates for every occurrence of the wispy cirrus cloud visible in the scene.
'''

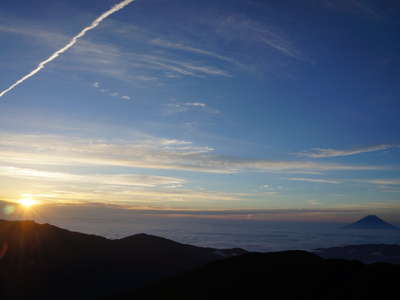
[0,164,250,206]
[150,38,236,64]
[139,54,232,77]
[323,0,380,18]
[297,144,395,158]
[286,177,341,184]
[0,1,311,88]
[0,132,384,175]
[0,20,232,84]
[0,174,245,206]
[216,15,304,60]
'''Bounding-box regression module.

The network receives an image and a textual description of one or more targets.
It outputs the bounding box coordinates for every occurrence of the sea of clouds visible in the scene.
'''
[42,216,400,252]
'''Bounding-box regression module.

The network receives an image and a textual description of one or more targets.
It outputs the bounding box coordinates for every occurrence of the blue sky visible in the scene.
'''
[1,0,400,221]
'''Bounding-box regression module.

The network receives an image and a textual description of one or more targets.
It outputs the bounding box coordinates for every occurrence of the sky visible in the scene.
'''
[0,0,400,222]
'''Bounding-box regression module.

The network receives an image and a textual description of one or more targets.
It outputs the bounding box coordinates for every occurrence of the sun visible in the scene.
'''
[18,198,38,208]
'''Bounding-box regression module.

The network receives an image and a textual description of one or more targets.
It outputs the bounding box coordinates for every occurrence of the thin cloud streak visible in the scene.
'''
[0,166,185,188]
[0,0,135,98]
[166,102,220,114]
[323,0,380,18]
[298,144,395,158]
[286,177,341,184]
[364,179,400,186]
[218,15,303,60]
[150,38,236,63]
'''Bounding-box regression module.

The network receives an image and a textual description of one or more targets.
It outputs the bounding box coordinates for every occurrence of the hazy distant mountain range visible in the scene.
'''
[1,219,400,300]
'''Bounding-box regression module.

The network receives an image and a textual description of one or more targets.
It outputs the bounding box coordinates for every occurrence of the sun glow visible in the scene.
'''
[18,198,38,208]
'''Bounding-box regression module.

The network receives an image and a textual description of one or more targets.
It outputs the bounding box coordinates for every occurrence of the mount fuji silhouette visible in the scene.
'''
[344,215,398,230]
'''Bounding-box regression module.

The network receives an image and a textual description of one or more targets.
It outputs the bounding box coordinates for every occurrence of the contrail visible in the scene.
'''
[0,0,135,98]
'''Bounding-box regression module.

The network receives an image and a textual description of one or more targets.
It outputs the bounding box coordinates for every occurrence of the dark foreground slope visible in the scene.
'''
[315,244,400,264]
[111,251,400,300]
[0,220,245,299]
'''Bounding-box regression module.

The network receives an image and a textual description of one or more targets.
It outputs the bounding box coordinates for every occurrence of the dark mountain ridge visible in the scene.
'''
[110,250,400,300]
[315,244,400,264]
[2,219,400,300]
[0,219,245,299]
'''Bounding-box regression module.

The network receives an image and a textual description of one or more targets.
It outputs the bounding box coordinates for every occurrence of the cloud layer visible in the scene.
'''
[0,133,383,175]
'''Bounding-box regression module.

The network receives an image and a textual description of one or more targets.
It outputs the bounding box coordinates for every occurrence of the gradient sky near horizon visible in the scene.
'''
[1,0,400,221]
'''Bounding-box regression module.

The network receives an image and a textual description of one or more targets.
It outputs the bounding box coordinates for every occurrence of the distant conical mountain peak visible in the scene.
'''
[344,215,398,230]
[364,215,382,219]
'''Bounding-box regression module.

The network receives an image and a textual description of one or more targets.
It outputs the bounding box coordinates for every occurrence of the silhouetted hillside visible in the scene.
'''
[111,250,400,300]
[315,244,400,264]
[0,220,245,299]
[344,215,398,230]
